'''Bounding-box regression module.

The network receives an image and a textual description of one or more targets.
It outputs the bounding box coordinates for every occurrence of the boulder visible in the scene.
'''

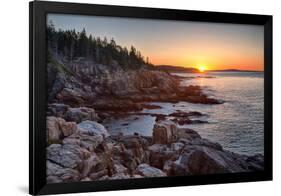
[178,146,249,175]
[245,154,264,171]
[47,103,69,117]
[118,135,151,163]
[119,135,150,149]
[120,149,138,174]
[78,120,109,137]
[170,161,190,176]
[46,161,80,183]
[171,117,192,125]
[59,120,78,138]
[148,144,178,169]
[114,163,128,174]
[47,143,85,169]
[47,117,62,143]
[65,107,99,123]
[170,115,207,125]
[152,120,177,144]
[163,159,191,176]
[63,133,104,151]
[93,153,115,176]
[183,149,228,174]
[81,154,102,177]
[176,128,201,141]
[136,164,166,177]
[47,104,100,124]
[188,138,223,151]
[47,116,77,144]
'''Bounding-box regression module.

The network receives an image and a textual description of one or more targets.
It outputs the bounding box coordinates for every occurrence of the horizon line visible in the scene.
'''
[155,64,264,72]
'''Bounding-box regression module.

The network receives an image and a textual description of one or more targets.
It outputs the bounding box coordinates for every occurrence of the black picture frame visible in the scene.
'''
[29,1,273,195]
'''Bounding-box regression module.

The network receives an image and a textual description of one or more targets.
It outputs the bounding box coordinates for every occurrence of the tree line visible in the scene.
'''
[47,22,153,70]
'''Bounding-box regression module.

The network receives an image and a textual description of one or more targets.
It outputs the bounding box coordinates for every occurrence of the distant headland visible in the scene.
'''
[155,65,263,73]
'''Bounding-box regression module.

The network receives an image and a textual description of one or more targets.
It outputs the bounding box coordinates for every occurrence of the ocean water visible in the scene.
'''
[104,71,264,156]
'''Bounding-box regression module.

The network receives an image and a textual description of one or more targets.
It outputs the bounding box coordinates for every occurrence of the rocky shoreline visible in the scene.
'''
[48,57,222,116]
[47,117,264,183]
[46,58,264,184]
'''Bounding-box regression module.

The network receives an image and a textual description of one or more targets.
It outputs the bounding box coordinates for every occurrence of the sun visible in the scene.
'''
[197,64,207,73]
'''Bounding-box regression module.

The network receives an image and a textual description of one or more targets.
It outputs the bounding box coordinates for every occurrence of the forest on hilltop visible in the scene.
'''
[47,22,153,70]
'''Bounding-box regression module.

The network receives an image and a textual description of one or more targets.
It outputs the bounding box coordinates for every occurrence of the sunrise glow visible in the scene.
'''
[48,14,264,71]
[197,64,207,72]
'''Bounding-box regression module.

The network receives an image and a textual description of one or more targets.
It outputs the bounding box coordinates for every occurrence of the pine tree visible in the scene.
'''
[47,23,152,69]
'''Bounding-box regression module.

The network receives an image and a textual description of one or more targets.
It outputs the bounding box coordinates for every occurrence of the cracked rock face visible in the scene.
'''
[152,120,177,144]
[47,144,84,169]
[78,120,109,137]
[47,161,81,183]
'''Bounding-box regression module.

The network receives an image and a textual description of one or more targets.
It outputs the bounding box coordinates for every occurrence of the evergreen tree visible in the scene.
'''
[46,23,152,69]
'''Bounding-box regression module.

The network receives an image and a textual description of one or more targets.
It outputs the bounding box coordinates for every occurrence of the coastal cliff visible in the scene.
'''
[47,56,220,117]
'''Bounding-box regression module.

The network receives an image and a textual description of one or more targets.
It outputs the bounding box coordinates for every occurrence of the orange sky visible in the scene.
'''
[134,23,264,71]
[149,40,264,71]
[49,14,264,71]
[149,37,264,71]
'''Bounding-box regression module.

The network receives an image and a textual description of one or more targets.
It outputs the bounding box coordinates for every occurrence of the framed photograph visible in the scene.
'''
[29,1,272,195]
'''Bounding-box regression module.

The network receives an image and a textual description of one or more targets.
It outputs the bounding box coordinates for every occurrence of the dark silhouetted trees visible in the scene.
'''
[47,22,152,70]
